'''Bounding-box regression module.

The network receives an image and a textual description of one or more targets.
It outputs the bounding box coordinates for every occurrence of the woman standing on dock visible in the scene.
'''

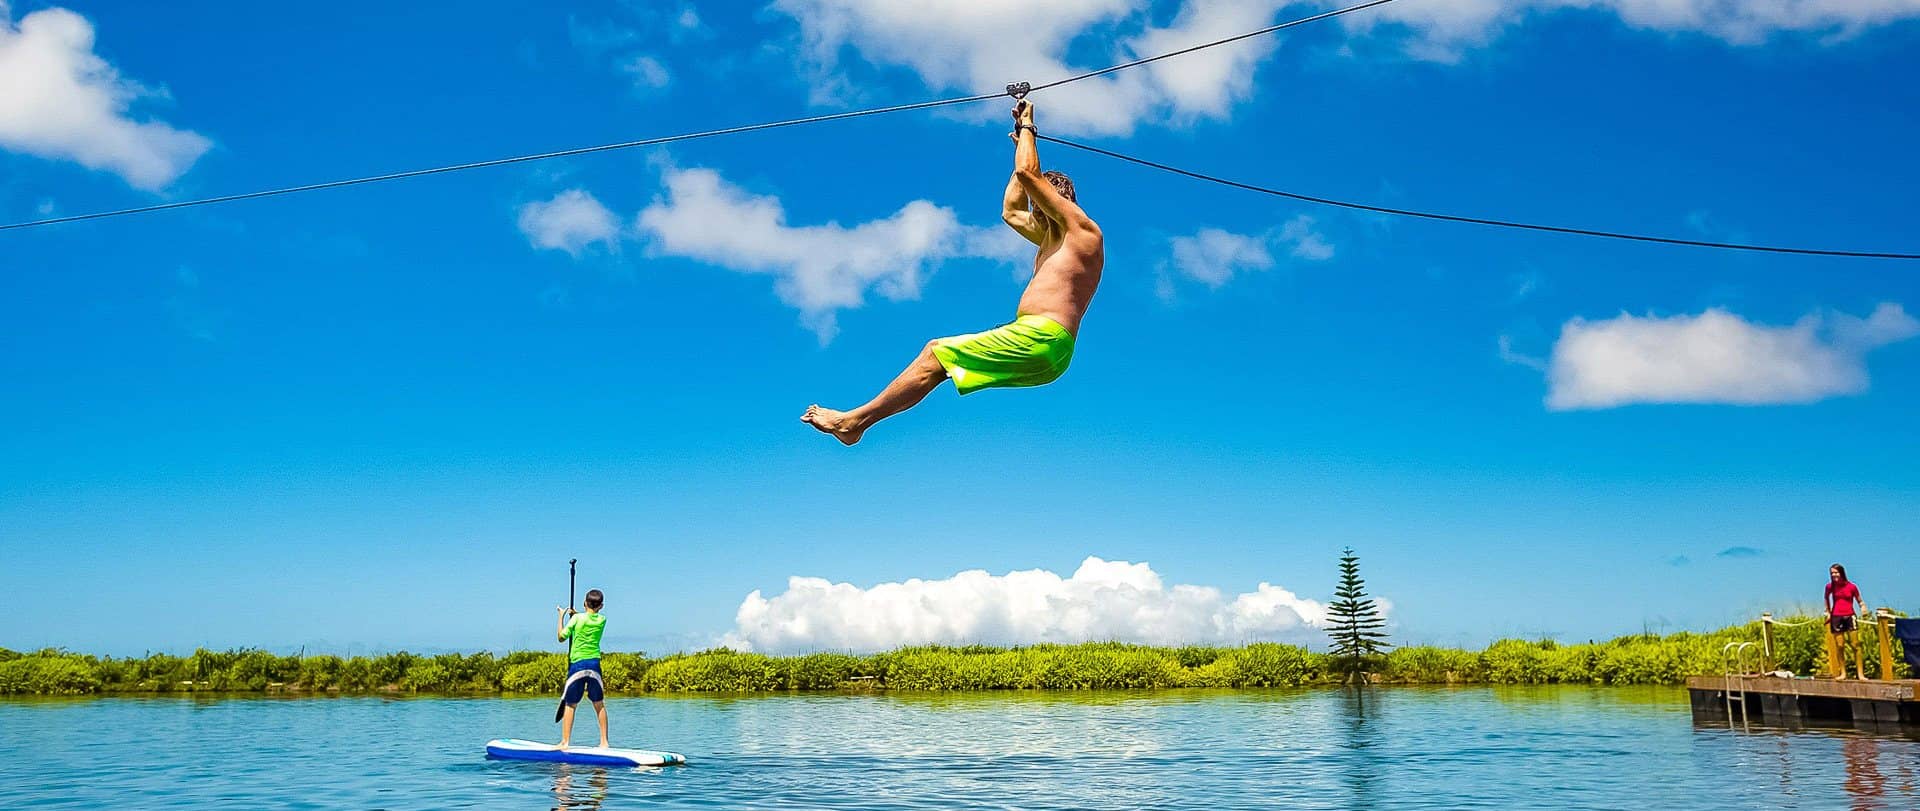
[1825,563,1868,680]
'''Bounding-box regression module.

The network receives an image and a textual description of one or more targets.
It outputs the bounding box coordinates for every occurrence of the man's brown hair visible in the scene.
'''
[584,589,604,610]
[1042,170,1076,203]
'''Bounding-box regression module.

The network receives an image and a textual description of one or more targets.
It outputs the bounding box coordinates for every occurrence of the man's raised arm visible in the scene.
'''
[1010,101,1096,235]
[1002,174,1046,246]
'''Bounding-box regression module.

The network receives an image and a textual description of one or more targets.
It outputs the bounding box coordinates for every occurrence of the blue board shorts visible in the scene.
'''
[562,658,604,706]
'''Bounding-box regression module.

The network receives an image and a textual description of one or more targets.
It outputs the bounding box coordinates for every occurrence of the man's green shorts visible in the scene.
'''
[931,315,1075,395]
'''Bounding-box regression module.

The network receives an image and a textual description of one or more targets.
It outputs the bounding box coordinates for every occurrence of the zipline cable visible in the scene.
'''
[1038,134,1920,260]
[0,93,1002,232]
[1029,0,1401,92]
[0,0,1401,233]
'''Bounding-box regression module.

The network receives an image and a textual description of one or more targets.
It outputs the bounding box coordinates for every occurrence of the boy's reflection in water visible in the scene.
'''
[552,765,609,811]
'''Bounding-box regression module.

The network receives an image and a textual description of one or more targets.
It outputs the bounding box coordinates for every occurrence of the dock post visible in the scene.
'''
[1877,608,1896,682]
[1760,613,1775,672]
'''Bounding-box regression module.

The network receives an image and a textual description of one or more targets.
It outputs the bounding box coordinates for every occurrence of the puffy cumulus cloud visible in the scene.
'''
[769,0,1299,136]
[1544,303,1917,410]
[1122,0,1290,124]
[1160,216,1331,296]
[0,4,210,189]
[517,189,620,255]
[1325,0,1920,62]
[636,166,1022,341]
[724,556,1333,653]
[1168,227,1274,288]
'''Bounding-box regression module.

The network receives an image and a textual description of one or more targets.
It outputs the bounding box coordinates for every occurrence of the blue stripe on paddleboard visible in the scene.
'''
[484,739,685,766]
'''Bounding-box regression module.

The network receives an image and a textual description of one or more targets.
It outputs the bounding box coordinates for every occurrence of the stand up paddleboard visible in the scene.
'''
[485,738,686,767]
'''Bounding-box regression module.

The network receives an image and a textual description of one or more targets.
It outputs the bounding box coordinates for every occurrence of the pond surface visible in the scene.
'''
[1,687,1914,809]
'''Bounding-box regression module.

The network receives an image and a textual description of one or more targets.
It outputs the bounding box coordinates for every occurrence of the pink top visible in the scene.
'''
[1826,581,1860,617]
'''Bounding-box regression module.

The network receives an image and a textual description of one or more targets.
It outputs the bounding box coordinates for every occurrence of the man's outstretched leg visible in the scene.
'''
[803,340,947,446]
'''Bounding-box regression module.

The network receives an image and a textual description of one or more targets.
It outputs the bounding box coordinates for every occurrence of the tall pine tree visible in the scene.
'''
[1326,547,1390,683]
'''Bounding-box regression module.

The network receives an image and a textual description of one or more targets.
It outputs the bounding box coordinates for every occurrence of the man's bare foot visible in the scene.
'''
[802,405,866,446]
[598,739,610,748]
[558,740,570,749]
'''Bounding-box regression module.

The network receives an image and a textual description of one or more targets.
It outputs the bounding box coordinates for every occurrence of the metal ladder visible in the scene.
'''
[1720,641,1758,730]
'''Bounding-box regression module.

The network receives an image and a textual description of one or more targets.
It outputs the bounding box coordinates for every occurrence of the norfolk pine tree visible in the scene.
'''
[1326,547,1390,683]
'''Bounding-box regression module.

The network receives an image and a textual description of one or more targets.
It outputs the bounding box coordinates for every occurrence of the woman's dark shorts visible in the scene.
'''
[1829,615,1856,634]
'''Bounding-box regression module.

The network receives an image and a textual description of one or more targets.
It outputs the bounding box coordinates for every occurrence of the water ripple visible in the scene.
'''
[0,689,1914,810]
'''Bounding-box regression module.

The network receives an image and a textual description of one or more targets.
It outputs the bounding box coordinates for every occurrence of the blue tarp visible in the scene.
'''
[1894,618,1920,673]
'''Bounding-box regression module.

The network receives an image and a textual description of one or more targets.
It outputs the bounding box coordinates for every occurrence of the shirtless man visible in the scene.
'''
[802,98,1104,445]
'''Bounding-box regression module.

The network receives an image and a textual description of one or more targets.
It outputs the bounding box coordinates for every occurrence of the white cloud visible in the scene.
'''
[1544,303,1918,410]
[0,4,210,189]
[771,0,1920,129]
[619,54,671,89]
[769,0,1299,135]
[1498,334,1548,372]
[517,189,620,256]
[1169,227,1274,288]
[635,166,1021,341]
[1161,216,1331,296]
[1124,0,1289,124]
[725,556,1333,653]
[1326,0,1920,62]
[569,12,693,87]
[1279,215,1334,260]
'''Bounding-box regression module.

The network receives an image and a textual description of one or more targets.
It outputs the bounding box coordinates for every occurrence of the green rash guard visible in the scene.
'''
[561,612,605,662]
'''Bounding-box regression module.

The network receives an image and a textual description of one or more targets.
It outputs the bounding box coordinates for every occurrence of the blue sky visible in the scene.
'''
[1,0,1916,657]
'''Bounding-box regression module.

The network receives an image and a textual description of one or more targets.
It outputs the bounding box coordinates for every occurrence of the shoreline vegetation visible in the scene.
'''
[1,617,1904,697]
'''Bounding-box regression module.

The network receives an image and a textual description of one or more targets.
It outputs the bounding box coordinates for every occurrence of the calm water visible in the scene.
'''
[1,687,1915,810]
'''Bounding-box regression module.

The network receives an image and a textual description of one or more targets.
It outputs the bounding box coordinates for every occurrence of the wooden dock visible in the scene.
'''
[1687,675,1919,727]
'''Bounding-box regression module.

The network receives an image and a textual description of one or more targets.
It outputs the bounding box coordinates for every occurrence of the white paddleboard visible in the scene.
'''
[485,738,686,767]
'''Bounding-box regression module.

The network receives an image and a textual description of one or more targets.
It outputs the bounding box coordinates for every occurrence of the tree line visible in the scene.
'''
[0,616,1901,696]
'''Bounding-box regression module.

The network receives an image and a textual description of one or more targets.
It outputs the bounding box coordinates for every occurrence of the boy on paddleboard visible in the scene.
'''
[556,589,609,748]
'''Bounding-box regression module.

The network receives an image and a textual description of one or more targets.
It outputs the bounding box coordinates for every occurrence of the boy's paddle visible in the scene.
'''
[555,559,578,724]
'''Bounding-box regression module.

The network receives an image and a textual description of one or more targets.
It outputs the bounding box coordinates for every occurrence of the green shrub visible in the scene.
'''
[601,653,649,692]
[0,651,102,695]
[1226,643,1320,687]
[299,655,343,690]
[782,653,859,689]
[401,662,452,692]
[1540,644,1597,683]
[1383,646,1479,683]
[1593,639,1685,685]
[502,654,567,693]
[0,614,1892,695]
[1171,645,1228,668]
[1479,639,1549,684]
[644,651,782,691]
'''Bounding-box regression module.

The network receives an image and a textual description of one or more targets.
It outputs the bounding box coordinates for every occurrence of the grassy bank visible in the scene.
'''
[1,617,1904,696]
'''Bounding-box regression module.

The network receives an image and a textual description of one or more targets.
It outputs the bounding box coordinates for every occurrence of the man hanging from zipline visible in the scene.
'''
[803,97,1105,445]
